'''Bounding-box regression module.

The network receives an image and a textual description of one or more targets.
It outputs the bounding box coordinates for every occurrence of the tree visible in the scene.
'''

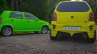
[0,0,9,14]
[0,0,70,21]
[84,0,97,21]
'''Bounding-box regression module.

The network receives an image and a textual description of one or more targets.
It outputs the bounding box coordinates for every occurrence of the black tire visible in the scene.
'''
[87,31,96,43]
[0,32,1,34]
[41,26,48,34]
[50,35,57,40]
[56,31,63,40]
[1,27,13,36]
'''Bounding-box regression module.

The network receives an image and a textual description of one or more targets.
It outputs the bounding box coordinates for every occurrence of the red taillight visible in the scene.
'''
[0,18,2,23]
[89,12,94,21]
[51,13,57,21]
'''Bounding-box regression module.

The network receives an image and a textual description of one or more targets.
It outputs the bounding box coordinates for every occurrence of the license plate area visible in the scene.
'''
[64,26,80,30]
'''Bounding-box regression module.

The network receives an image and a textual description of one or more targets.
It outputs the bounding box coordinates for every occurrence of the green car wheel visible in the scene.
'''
[1,27,13,36]
[41,26,48,34]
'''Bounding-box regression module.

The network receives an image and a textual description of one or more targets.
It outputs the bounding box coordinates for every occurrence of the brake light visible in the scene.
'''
[0,18,2,23]
[52,13,57,21]
[89,12,94,21]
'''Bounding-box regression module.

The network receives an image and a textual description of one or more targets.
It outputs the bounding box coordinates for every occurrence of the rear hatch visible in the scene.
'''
[55,1,92,26]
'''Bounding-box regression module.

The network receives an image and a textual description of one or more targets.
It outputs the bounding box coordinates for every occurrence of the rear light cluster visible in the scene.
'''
[52,24,56,30]
[89,25,93,31]
[89,12,94,21]
[0,18,2,23]
[51,13,57,21]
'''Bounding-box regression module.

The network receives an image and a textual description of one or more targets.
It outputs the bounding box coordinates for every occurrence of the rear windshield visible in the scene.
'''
[57,2,89,12]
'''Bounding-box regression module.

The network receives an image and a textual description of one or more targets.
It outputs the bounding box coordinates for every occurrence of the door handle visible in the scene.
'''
[11,19,14,21]
[27,21,30,22]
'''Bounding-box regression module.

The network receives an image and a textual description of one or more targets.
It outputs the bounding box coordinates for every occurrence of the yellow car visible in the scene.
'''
[50,1,96,43]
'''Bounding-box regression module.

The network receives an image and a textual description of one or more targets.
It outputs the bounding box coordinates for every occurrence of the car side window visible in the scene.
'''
[10,12,23,19]
[24,13,36,20]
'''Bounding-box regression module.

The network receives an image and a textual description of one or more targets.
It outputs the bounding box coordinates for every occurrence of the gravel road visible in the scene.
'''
[0,33,97,54]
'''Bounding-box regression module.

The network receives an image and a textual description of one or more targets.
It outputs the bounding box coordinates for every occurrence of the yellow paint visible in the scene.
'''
[51,1,96,39]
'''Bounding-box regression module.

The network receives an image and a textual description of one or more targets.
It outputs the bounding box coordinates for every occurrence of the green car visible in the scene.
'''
[0,11,49,36]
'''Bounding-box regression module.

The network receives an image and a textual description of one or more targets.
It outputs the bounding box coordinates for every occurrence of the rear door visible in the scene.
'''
[9,12,25,31]
[55,2,91,26]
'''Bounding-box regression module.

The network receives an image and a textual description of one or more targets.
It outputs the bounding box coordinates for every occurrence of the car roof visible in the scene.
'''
[60,1,86,3]
[3,10,28,13]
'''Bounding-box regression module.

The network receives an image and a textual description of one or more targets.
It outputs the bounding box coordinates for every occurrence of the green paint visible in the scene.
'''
[0,11,49,32]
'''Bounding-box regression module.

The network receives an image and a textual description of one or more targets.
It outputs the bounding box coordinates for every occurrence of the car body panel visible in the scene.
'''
[0,11,49,33]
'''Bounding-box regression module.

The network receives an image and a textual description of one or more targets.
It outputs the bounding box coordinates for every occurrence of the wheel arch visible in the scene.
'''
[1,25,13,31]
[42,25,49,30]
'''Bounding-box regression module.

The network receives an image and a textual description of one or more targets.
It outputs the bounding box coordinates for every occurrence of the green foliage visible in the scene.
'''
[0,0,70,22]
[0,0,6,14]
[85,0,97,21]
[19,0,51,21]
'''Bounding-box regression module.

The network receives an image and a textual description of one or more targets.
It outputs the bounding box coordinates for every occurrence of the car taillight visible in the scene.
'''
[89,12,94,21]
[0,18,2,23]
[51,13,57,21]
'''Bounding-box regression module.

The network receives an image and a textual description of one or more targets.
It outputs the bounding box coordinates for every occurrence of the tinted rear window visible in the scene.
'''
[10,12,23,19]
[57,2,89,12]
